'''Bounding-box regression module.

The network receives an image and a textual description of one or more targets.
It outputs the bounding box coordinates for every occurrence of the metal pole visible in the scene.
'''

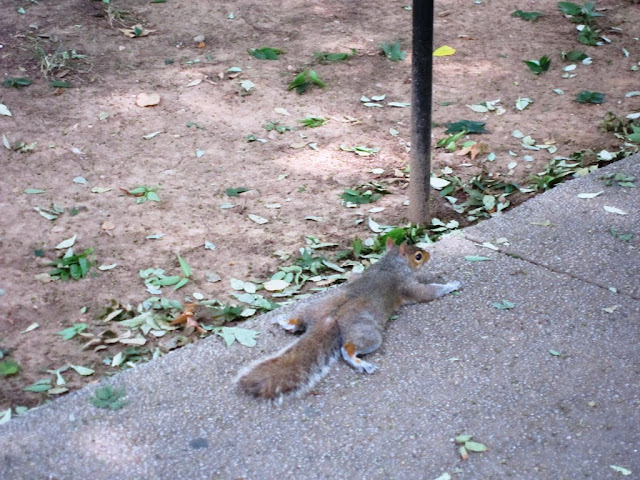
[408,0,434,224]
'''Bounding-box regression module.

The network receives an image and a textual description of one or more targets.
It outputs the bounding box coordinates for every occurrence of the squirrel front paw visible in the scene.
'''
[447,281,462,291]
[434,281,461,296]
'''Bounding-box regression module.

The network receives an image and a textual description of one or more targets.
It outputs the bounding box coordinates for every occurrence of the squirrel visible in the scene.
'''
[236,237,461,402]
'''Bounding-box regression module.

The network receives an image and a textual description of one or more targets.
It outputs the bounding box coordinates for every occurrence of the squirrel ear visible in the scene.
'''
[399,242,407,255]
[385,236,396,251]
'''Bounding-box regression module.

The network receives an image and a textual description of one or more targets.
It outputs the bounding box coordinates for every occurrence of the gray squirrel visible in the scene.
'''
[236,238,461,401]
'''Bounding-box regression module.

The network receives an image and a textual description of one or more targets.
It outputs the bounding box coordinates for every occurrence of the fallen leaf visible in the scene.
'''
[465,441,488,452]
[135,93,161,107]
[34,273,52,283]
[98,264,118,271]
[263,279,290,291]
[69,365,94,376]
[142,131,162,139]
[430,177,451,190]
[55,234,77,249]
[20,323,39,333]
[603,206,628,215]
[433,45,456,57]
[0,103,12,116]
[248,214,268,225]
[610,465,632,476]
[119,24,155,38]
[577,191,603,199]
[464,255,491,262]
[101,221,115,231]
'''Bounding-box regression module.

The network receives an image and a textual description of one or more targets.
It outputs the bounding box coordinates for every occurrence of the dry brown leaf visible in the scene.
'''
[457,142,487,161]
[135,92,161,107]
[118,25,155,38]
[171,303,205,333]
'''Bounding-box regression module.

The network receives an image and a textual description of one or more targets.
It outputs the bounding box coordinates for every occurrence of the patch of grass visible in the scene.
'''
[288,70,326,94]
[30,41,90,77]
[558,1,602,25]
[314,49,357,63]
[49,247,94,281]
[298,117,327,128]
[524,55,551,75]
[511,10,544,21]
[124,185,160,203]
[248,46,284,60]
[341,188,381,205]
[90,384,128,410]
[264,121,294,133]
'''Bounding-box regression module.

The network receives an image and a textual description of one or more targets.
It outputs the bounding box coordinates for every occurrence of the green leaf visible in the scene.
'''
[464,255,491,262]
[511,10,543,21]
[308,70,326,87]
[24,188,46,194]
[549,349,562,356]
[146,190,160,202]
[173,277,189,290]
[558,1,583,16]
[577,25,599,46]
[492,300,515,310]
[50,80,72,88]
[299,117,327,128]
[610,465,632,476]
[341,189,381,204]
[178,255,191,277]
[444,120,487,134]
[2,77,32,88]
[454,434,473,444]
[69,364,95,376]
[225,186,249,197]
[57,323,87,340]
[524,55,551,75]
[465,441,488,452]
[24,380,53,393]
[380,41,406,61]
[0,359,20,376]
[563,50,588,61]
[248,46,284,60]
[575,91,605,104]
[314,49,357,63]
[213,326,259,347]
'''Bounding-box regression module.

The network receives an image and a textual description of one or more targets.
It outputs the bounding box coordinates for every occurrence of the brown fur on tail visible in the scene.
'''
[237,316,341,400]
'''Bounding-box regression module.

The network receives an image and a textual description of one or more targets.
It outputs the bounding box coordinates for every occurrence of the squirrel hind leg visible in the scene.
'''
[341,341,379,374]
[275,316,306,332]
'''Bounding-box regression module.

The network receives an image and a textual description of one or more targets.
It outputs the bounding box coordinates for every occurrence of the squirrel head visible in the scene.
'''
[385,237,430,271]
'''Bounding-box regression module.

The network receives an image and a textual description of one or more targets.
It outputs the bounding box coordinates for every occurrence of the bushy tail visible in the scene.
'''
[236,317,341,401]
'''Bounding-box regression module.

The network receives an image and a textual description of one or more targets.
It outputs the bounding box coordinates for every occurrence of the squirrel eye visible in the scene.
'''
[414,252,423,261]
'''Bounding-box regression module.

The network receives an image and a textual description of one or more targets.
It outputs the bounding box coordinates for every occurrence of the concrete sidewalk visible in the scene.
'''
[1,154,639,480]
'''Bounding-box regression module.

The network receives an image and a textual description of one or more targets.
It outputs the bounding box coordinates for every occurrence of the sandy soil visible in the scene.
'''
[0,0,638,411]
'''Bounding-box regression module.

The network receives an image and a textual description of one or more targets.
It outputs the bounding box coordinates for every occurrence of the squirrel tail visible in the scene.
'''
[236,316,341,401]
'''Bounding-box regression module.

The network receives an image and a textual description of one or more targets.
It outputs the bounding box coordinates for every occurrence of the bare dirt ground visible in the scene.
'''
[1,0,638,412]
